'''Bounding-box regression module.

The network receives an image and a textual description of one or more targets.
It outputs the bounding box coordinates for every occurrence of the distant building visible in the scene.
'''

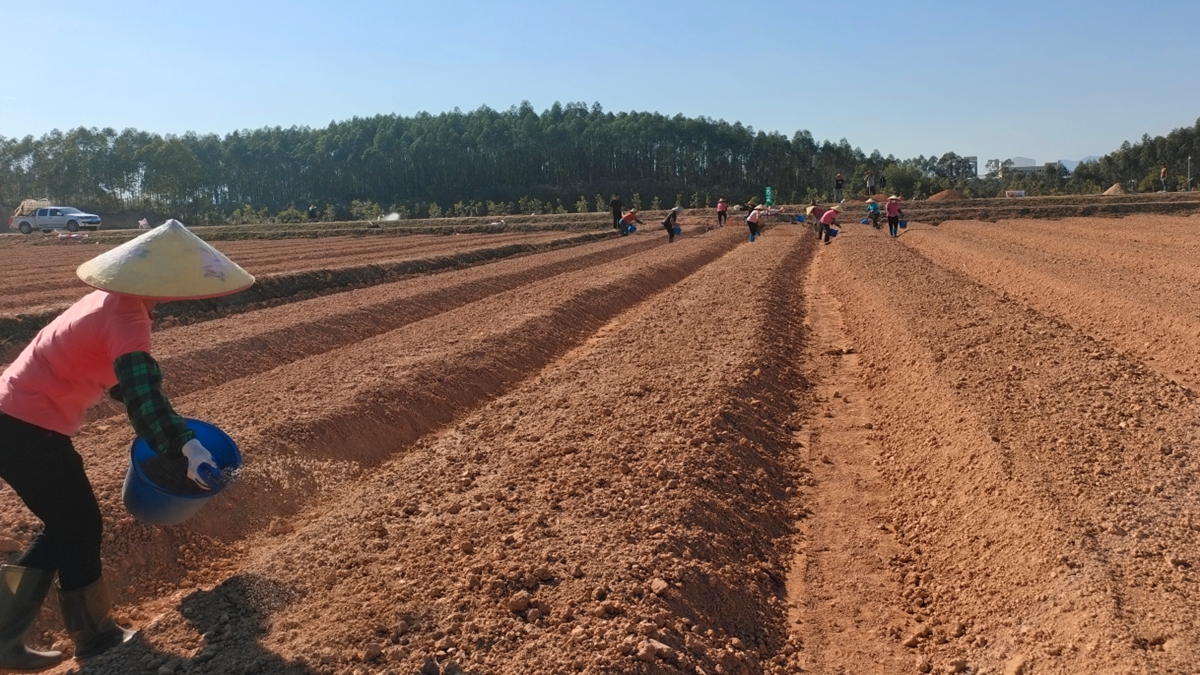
[1000,157,1047,177]
[963,156,979,177]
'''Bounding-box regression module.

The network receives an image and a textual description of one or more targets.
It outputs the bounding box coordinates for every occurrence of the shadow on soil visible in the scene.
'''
[77,575,312,675]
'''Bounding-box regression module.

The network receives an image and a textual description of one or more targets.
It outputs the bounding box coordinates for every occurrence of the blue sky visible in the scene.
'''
[3,0,1198,166]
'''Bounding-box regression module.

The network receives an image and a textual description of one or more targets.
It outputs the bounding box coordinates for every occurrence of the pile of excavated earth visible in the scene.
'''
[925,189,965,202]
[3,209,1200,675]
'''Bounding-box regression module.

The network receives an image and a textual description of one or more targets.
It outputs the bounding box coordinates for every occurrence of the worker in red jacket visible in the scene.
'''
[617,209,643,235]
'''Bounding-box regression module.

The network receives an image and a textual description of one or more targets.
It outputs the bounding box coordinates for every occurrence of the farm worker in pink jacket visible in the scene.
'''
[886,195,904,237]
[819,204,842,244]
[0,220,253,667]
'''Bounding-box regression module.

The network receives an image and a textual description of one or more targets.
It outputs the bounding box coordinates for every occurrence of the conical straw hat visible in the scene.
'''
[77,219,254,300]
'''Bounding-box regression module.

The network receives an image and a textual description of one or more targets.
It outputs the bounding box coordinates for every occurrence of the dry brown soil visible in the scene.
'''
[2,212,1199,675]
[0,231,590,315]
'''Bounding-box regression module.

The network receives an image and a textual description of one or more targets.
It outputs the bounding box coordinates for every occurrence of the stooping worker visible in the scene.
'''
[617,209,643,235]
[746,204,766,242]
[886,195,904,237]
[865,198,881,229]
[819,204,842,244]
[0,219,254,667]
[715,197,728,228]
[807,201,827,238]
[662,207,682,243]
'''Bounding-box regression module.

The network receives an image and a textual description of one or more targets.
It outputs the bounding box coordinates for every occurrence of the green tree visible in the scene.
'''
[631,193,642,210]
[276,206,305,223]
[349,200,382,220]
[650,196,661,210]
[575,195,589,212]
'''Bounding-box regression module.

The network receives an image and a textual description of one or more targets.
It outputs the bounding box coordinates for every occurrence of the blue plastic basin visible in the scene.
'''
[899,220,908,228]
[122,419,242,526]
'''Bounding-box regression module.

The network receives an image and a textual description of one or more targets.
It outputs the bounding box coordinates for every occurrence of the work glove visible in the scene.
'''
[181,438,219,490]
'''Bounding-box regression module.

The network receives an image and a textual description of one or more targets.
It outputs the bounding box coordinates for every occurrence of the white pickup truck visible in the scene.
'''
[9,202,103,234]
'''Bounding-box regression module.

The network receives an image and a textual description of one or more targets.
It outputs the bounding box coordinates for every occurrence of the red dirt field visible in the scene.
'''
[0,230,601,315]
[2,212,1200,675]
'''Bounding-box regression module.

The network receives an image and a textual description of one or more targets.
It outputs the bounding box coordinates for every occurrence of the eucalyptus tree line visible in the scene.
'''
[6,103,1182,225]
[1,102,879,222]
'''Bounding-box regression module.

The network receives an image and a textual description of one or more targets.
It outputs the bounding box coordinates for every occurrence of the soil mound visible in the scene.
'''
[870,193,890,202]
[927,189,966,202]
[1103,182,1129,195]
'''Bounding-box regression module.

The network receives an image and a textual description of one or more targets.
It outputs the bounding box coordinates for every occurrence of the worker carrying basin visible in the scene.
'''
[0,220,254,667]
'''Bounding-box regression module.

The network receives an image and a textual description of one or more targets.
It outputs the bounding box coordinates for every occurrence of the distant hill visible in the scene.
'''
[1058,157,1100,173]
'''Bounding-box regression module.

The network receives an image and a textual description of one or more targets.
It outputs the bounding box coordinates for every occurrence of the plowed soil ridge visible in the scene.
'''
[87,226,814,675]
[69,233,660,422]
[13,225,813,675]
[7,228,743,619]
[0,231,586,310]
[0,231,614,353]
[803,223,1200,673]
[904,216,1200,392]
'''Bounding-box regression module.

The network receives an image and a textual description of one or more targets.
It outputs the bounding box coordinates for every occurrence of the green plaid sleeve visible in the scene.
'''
[112,352,195,456]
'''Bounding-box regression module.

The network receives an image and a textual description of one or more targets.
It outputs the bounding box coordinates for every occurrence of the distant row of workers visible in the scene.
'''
[606,193,905,245]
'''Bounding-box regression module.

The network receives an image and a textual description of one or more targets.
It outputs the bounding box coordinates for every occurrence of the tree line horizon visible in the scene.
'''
[2,102,1197,225]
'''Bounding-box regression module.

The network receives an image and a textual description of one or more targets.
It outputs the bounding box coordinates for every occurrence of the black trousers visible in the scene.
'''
[0,414,104,591]
[612,211,622,229]
[717,211,727,226]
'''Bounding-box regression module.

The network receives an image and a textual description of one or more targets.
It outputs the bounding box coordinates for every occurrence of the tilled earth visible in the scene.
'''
[0,230,594,314]
[2,213,1200,675]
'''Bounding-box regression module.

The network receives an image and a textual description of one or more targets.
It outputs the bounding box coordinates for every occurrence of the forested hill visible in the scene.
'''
[0,102,973,223]
[1072,118,1200,192]
[2,103,1196,224]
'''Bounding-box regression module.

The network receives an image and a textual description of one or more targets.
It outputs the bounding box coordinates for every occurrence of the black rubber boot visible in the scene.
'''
[0,564,63,669]
[57,578,134,659]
